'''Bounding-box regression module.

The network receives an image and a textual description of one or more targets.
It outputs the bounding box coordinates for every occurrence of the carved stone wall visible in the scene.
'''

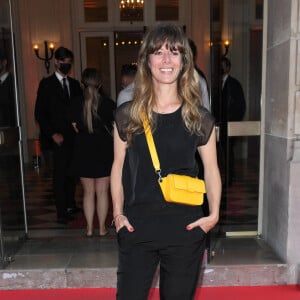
[263,0,300,264]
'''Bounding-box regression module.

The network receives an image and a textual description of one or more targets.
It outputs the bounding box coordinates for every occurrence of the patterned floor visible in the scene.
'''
[218,157,259,233]
[23,157,259,232]
[24,165,83,229]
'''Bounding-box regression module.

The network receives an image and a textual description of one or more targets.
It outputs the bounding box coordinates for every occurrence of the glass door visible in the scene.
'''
[80,30,144,100]
[0,0,27,268]
[80,31,116,99]
[114,31,144,96]
[210,0,263,235]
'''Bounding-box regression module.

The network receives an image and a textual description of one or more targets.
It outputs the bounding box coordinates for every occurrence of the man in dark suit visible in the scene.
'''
[214,57,246,186]
[0,48,16,127]
[0,48,18,205]
[220,57,246,122]
[35,47,82,224]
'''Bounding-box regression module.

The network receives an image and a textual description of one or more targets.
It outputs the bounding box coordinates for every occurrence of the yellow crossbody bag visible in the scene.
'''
[142,113,206,206]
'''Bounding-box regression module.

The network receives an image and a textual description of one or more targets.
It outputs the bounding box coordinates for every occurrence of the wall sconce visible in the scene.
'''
[223,40,230,57]
[33,41,55,74]
[208,40,230,56]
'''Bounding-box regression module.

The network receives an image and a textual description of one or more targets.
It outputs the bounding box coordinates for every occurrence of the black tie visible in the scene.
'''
[62,78,69,98]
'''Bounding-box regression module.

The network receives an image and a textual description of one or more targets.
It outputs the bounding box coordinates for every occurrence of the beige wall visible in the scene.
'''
[190,0,211,80]
[12,0,73,149]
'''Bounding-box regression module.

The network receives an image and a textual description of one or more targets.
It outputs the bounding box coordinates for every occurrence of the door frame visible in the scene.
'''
[0,0,27,268]
[79,31,116,100]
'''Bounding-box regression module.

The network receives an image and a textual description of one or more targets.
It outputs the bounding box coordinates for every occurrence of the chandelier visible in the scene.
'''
[119,0,144,21]
[119,0,144,10]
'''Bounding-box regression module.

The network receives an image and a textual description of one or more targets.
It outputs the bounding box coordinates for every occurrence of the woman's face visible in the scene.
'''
[148,42,182,86]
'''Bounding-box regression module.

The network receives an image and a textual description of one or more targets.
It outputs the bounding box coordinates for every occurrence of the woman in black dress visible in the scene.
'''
[111,24,221,299]
[70,68,115,236]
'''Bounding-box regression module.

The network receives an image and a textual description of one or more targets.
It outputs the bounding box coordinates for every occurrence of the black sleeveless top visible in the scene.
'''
[114,102,215,217]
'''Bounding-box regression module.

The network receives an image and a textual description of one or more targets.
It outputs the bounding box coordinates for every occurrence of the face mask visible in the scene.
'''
[59,63,72,75]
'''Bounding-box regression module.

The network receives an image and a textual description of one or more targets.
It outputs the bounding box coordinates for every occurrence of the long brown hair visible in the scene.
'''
[126,23,203,143]
[81,68,101,133]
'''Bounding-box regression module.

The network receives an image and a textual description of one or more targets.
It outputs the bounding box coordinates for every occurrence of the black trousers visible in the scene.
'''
[53,142,77,218]
[116,213,206,300]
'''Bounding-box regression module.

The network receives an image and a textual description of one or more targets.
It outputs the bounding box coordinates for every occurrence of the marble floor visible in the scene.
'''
[1,228,286,289]
[4,229,282,271]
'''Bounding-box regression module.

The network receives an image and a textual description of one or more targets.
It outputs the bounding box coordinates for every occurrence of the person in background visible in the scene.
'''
[69,68,115,237]
[116,63,137,107]
[34,46,82,225]
[0,48,16,127]
[188,38,210,111]
[0,48,18,204]
[220,57,246,122]
[218,56,246,185]
[111,23,221,299]
[188,39,210,206]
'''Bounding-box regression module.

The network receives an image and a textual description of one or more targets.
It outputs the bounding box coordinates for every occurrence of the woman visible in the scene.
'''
[111,24,221,299]
[70,68,115,237]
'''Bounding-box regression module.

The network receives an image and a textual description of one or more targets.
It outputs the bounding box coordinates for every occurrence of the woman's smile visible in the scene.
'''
[149,43,182,85]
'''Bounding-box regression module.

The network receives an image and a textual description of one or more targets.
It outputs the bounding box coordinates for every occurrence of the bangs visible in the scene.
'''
[146,25,185,54]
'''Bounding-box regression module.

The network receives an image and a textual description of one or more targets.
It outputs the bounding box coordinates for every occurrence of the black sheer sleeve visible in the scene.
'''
[114,101,132,142]
[98,96,116,132]
[197,107,215,146]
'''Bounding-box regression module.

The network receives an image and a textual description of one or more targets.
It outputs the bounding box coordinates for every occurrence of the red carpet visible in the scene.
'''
[1,286,299,300]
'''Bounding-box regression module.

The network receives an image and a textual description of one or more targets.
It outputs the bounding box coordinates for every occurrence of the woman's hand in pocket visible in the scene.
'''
[114,214,134,233]
[186,215,219,233]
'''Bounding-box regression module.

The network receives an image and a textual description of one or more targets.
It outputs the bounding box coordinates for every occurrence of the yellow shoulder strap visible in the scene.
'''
[142,112,161,172]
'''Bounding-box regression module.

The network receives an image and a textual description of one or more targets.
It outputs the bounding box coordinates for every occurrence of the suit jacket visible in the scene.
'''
[34,73,82,149]
[221,75,246,122]
[0,73,16,127]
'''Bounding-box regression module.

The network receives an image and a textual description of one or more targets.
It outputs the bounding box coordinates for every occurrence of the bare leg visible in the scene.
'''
[95,176,110,236]
[80,177,96,236]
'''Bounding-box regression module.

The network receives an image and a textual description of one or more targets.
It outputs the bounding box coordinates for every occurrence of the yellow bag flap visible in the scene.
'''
[171,174,206,193]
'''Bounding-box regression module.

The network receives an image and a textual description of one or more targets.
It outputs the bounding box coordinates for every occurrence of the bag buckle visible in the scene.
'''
[156,170,163,182]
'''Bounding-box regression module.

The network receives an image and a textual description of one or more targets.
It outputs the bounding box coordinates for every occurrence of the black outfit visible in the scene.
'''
[221,75,246,122]
[34,73,82,221]
[114,102,215,300]
[0,73,18,204]
[213,75,246,185]
[0,73,16,127]
[68,94,116,178]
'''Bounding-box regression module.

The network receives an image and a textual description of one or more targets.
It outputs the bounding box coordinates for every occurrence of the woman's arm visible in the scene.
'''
[187,129,221,233]
[110,124,134,232]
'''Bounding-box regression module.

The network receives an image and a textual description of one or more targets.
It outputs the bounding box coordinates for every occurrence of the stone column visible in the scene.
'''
[263,0,300,265]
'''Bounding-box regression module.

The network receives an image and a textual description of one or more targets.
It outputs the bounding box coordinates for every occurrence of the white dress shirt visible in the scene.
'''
[117,82,135,107]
